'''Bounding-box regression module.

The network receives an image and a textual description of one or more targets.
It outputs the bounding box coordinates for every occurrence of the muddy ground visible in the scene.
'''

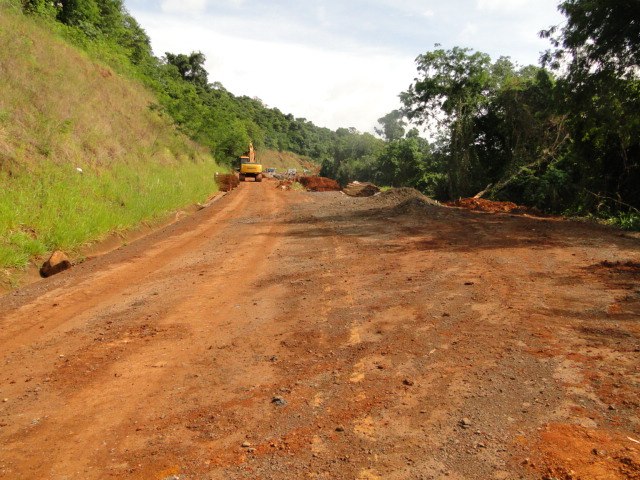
[0,181,639,480]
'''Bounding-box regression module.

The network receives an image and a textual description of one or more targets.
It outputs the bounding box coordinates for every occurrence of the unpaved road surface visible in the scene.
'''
[1,181,639,480]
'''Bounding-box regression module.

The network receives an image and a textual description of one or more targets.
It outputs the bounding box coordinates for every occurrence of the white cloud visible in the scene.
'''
[459,22,479,42]
[476,0,530,11]
[127,0,565,131]
[160,0,207,13]
[135,12,414,131]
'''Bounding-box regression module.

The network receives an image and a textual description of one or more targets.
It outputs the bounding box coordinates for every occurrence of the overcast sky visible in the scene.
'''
[124,0,565,133]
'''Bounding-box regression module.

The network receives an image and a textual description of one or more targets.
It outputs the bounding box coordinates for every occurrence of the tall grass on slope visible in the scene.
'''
[0,7,224,272]
[0,159,222,269]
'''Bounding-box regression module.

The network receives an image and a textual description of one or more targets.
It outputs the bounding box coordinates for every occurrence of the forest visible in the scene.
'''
[17,0,640,229]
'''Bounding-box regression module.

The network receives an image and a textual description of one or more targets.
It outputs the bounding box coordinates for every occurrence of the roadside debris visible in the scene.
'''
[214,172,239,192]
[446,197,526,213]
[40,250,71,278]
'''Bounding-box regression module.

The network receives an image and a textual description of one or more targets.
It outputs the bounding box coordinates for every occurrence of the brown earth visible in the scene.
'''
[446,197,529,214]
[298,176,341,192]
[0,180,639,480]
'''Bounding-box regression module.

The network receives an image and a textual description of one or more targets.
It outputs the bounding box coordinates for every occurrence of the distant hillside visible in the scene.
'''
[257,150,320,174]
[0,5,222,278]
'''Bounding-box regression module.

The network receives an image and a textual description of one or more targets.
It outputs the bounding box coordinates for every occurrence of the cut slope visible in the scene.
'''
[256,150,320,174]
[0,7,222,276]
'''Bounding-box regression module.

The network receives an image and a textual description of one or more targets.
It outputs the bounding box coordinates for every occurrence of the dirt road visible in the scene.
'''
[1,181,639,480]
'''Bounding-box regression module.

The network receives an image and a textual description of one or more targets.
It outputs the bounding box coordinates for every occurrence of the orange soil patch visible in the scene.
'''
[527,423,640,480]
[298,176,341,192]
[446,197,525,213]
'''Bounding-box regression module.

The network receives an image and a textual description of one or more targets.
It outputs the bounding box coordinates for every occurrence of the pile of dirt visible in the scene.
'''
[446,197,524,213]
[343,182,380,197]
[391,197,442,215]
[298,176,341,192]
[374,187,440,206]
[366,187,441,215]
[214,173,239,192]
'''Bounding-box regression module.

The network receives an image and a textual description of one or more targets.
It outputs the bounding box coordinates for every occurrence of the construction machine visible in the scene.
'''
[238,143,263,182]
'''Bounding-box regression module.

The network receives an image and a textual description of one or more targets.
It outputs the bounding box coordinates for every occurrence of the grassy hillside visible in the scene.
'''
[0,6,223,277]
[257,150,321,174]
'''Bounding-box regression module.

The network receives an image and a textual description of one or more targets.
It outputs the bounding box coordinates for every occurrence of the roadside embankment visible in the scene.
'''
[0,7,224,286]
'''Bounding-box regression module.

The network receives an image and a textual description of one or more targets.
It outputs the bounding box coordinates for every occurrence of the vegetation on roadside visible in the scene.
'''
[0,3,222,273]
[0,160,221,268]
[323,0,640,229]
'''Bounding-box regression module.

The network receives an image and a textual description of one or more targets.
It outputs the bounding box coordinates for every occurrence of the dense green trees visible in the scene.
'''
[540,0,640,222]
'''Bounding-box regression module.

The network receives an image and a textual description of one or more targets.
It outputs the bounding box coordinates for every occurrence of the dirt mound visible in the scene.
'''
[214,173,239,192]
[372,187,440,206]
[446,197,524,213]
[390,197,442,215]
[364,187,441,216]
[343,182,380,197]
[298,176,341,192]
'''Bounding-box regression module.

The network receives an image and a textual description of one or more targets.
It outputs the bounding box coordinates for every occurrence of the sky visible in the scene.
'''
[124,0,565,133]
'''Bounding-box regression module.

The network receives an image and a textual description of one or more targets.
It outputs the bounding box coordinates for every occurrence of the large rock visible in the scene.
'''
[40,250,71,278]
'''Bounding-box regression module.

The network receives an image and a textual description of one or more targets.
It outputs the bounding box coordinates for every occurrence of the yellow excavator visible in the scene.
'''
[238,143,263,182]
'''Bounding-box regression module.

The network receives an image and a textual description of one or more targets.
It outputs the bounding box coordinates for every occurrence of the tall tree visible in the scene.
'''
[542,0,640,212]
[164,52,209,88]
[57,0,100,28]
[375,110,406,142]
[401,47,492,197]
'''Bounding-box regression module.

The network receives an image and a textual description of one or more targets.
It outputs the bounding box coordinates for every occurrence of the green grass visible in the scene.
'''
[0,7,227,275]
[0,159,223,269]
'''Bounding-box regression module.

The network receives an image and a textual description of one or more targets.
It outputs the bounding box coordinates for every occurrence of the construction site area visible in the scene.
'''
[0,180,639,479]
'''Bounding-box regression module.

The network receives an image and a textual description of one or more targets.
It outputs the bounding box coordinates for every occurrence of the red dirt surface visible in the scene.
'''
[0,183,639,479]
[298,176,341,192]
[447,197,527,213]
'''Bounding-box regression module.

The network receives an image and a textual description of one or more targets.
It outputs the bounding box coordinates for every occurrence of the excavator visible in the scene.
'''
[238,143,263,182]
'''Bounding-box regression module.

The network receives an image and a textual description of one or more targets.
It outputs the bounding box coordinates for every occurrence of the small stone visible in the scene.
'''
[241,441,251,448]
[2,398,8,403]
[403,378,414,386]
[247,448,256,453]
[608,404,616,411]
[271,396,287,407]
[459,418,472,428]
[40,250,72,278]
[477,442,486,448]
[335,426,345,432]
